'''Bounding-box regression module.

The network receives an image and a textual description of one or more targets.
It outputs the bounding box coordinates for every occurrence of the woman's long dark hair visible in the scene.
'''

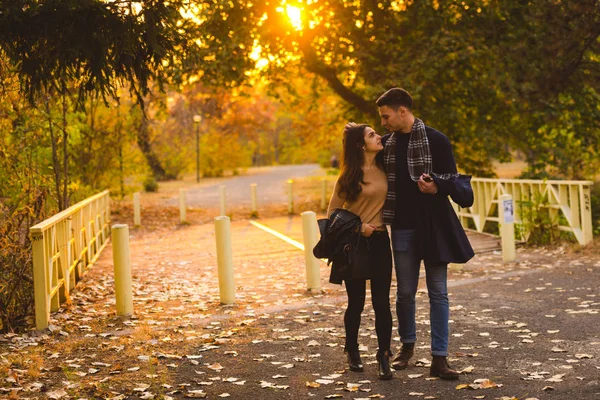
[338,122,383,202]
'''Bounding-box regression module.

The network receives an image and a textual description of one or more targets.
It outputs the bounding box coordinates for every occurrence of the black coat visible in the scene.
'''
[382,127,474,264]
[313,209,370,284]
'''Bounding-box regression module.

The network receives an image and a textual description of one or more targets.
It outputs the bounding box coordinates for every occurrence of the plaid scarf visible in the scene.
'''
[383,118,457,224]
[382,132,397,224]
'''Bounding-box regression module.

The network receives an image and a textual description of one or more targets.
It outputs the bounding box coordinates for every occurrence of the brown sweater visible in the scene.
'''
[327,167,388,230]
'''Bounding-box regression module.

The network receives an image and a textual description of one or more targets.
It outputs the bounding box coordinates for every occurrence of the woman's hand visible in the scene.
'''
[361,223,378,237]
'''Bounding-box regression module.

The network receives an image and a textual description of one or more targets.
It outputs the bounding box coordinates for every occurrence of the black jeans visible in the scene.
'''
[343,231,393,354]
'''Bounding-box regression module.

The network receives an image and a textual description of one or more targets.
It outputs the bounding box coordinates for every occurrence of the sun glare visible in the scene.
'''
[286,5,303,31]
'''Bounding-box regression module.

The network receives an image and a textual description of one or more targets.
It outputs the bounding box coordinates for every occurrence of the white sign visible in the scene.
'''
[503,199,514,224]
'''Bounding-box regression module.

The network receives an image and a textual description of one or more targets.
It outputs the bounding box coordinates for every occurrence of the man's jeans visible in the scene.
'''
[392,229,449,356]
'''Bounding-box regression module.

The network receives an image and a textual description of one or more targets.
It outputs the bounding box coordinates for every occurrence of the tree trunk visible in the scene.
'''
[136,116,166,180]
[61,87,69,209]
[45,99,64,211]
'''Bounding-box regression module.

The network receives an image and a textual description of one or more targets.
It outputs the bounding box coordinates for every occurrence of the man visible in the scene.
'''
[376,88,474,380]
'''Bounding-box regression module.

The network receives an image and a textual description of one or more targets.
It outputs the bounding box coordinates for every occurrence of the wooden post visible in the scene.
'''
[215,216,235,304]
[581,184,593,245]
[112,224,133,316]
[301,211,321,292]
[179,189,187,223]
[32,232,49,330]
[133,192,141,226]
[287,180,294,215]
[250,183,258,218]
[499,194,516,262]
[219,185,227,216]
[320,178,327,212]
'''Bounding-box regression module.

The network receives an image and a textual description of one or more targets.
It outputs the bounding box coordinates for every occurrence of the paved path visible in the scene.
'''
[168,164,322,208]
[253,215,502,254]
[3,217,598,399]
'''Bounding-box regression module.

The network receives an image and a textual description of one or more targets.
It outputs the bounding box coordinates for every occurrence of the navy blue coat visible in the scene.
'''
[381,127,474,264]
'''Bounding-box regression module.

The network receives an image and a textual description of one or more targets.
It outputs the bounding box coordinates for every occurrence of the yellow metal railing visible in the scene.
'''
[30,190,111,330]
[453,179,593,245]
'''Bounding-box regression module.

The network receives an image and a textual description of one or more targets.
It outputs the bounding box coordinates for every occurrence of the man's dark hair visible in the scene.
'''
[375,88,413,110]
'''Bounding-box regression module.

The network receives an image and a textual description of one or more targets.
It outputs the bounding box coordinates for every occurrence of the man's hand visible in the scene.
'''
[361,223,378,237]
[418,173,438,194]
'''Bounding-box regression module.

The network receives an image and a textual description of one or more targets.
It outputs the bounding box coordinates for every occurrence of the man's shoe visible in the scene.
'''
[392,343,414,370]
[346,350,364,372]
[430,355,459,380]
[377,350,393,380]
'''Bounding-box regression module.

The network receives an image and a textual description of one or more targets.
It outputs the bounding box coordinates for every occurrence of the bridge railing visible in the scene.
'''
[453,178,593,245]
[30,190,111,330]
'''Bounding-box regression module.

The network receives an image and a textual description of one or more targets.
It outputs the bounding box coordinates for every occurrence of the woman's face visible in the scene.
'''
[363,127,383,153]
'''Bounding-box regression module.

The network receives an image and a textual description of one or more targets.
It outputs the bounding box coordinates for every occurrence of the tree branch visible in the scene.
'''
[302,48,378,121]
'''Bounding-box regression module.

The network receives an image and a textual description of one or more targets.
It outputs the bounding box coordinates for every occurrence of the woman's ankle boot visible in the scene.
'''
[377,350,393,380]
[346,350,364,372]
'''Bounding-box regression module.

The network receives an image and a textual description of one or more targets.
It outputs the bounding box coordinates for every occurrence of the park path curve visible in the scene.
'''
[168,164,322,208]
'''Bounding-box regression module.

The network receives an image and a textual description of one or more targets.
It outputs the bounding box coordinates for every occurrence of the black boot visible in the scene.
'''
[430,356,459,380]
[346,350,364,372]
[377,350,393,380]
[392,343,415,370]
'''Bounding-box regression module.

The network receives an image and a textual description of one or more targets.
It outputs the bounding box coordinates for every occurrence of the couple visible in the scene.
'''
[326,88,474,380]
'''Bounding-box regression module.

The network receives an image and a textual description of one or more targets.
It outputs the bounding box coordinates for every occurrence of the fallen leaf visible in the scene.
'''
[207,363,224,372]
[185,390,207,398]
[47,389,68,399]
[459,365,474,374]
[133,384,150,392]
[545,374,565,382]
[315,379,335,385]
[479,379,500,389]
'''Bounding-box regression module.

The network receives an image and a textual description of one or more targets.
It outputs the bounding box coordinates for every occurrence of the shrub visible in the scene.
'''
[143,176,159,192]
[0,190,47,332]
[591,181,600,236]
[517,190,560,245]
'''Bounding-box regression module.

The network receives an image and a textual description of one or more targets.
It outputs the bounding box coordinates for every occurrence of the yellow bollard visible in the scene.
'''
[301,211,321,292]
[499,194,516,262]
[214,216,235,304]
[250,183,258,218]
[219,185,227,216]
[112,224,133,316]
[287,179,294,214]
[320,178,327,212]
[179,189,187,223]
[133,192,141,226]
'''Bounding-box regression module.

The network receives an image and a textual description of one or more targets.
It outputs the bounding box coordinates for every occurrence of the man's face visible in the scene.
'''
[379,105,407,132]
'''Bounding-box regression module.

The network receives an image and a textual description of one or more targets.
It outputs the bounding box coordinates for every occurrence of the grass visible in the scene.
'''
[492,159,528,179]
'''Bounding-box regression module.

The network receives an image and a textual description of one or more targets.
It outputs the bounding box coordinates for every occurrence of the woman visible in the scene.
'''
[327,122,393,380]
